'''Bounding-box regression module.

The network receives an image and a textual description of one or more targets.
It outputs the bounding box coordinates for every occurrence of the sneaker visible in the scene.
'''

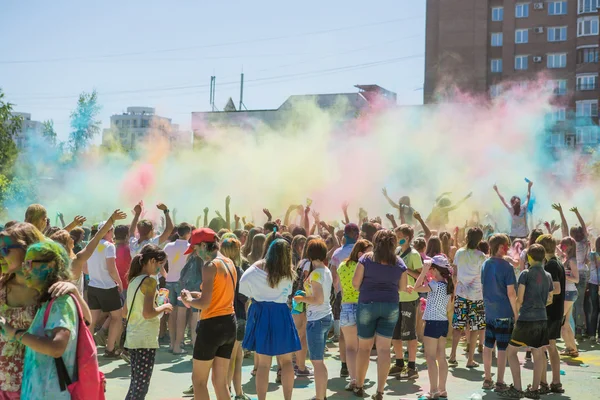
[498,384,524,399]
[388,364,404,376]
[398,367,418,380]
[295,368,313,377]
[340,365,349,377]
[234,394,251,400]
[353,386,365,397]
[495,382,509,392]
[182,385,194,396]
[345,381,356,391]
[332,335,340,343]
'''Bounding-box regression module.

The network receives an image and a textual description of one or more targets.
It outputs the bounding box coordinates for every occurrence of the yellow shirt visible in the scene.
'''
[399,248,423,302]
[338,260,359,303]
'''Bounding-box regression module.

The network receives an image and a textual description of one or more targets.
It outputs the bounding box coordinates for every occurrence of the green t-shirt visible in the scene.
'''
[399,248,423,302]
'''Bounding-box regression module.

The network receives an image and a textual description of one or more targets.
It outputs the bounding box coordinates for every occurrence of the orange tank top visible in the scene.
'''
[201,257,237,320]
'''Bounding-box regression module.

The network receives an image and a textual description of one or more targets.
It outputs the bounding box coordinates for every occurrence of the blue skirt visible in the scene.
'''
[242,301,301,356]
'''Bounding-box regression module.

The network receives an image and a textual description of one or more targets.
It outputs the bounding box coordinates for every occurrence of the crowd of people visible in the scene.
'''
[0,179,599,400]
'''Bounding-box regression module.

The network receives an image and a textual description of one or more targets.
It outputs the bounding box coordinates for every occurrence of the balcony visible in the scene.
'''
[576,82,599,90]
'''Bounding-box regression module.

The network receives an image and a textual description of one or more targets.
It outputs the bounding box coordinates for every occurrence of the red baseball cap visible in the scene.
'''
[184,228,217,255]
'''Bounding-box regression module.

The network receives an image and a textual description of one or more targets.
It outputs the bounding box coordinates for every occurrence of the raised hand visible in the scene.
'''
[203,207,209,215]
[234,214,240,222]
[156,203,168,212]
[341,202,349,212]
[382,187,388,196]
[110,209,127,222]
[527,180,533,189]
[413,211,422,220]
[386,213,395,222]
[319,221,335,234]
[296,205,304,215]
[262,208,272,220]
[133,201,143,215]
[569,206,579,213]
[226,196,231,206]
[215,210,223,219]
[311,210,321,222]
[551,203,562,212]
[72,215,86,226]
[493,184,498,191]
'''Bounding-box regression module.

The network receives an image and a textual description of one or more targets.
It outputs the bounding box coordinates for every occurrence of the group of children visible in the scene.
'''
[0,181,598,400]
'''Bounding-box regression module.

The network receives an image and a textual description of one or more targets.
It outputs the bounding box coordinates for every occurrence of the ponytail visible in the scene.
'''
[128,254,144,283]
[434,265,455,295]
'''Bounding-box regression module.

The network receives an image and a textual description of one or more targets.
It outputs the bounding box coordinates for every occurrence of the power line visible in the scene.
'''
[0,16,423,65]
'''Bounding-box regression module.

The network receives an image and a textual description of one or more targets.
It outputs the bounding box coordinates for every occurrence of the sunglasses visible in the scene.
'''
[0,245,26,258]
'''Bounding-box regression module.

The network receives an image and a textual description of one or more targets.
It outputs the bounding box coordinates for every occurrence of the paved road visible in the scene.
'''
[101,338,600,399]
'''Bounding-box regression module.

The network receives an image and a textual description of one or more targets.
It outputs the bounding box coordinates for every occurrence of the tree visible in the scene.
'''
[69,90,101,155]
[42,119,57,146]
[0,89,22,176]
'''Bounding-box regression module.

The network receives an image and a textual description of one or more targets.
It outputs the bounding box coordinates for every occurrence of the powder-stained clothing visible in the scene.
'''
[454,248,487,301]
[516,265,553,321]
[338,260,360,303]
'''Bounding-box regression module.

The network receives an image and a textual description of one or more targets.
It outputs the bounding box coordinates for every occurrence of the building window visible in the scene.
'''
[133,119,138,128]
[516,29,529,43]
[578,0,599,14]
[551,108,567,121]
[141,119,149,128]
[547,53,567,68]
[578,16,599,36]
[549,1,568,15]
[491,59,503,73]
[576,74,598,90]
[490,84,503,98]
[548,26,567,41]
[577,46,599,63]
[491,32,503,46]
[516,3,530,18]
[576,126,599,144]
[576,100,598,117]
[548,79,568,95]
[550,133,564,146]
[515,55,529,70]
[492,7,504,21]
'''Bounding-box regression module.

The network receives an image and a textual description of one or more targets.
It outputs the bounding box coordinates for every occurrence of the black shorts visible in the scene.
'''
[392,300,418,341]
[236,318,246,342]
[510,320,549,349]
[194,314,236,361]
[87,286,122,312]
[547,318,563,340]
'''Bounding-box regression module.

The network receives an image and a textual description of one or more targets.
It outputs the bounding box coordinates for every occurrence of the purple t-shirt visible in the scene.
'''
[358,254,407,303]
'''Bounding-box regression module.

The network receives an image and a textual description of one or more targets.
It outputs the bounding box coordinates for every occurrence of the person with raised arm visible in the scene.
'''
[426,191,473,230]
[381,188,415,225]
[568,206,590,339]
[128,201,174,258]
[493,181,533,241]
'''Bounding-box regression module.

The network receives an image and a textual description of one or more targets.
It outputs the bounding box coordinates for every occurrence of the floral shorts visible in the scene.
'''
[452,296,486,331]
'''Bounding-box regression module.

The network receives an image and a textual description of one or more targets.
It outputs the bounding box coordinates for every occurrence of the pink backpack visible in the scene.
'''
[44,293,106,400]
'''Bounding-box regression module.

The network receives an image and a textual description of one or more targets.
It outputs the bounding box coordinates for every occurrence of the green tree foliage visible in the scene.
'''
[0,89,22,176]
[69,90,101,154]
[42,119,57,146]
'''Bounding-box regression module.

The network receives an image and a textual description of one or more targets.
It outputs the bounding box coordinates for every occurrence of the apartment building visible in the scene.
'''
[425,0,600,148]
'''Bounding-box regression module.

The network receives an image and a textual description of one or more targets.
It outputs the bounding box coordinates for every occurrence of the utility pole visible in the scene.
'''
[209,76,216,111]
[239,73,244,111]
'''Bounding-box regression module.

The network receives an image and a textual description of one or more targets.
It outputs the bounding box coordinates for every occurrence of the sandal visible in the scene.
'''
[171,349,187,355]
[524,386,540,399]
[447,358,458,367]
[276,368,282,384]
[495,382,509,392]
[353,386,365,397]
[538,383,550,395]
[371,392,384,400]
[466,361,479,368]
[550,382,565,393]
[560,348,579,357]
[498,384,523,399]
[250,368,257,377]
[482,379,494,390]
[437,392,448,399]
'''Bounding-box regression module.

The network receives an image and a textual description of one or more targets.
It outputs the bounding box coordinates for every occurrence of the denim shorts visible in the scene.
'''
[306,313,333,361]
[340,303,358,327]
[565,290,578,302]
[165,281,185,307]
[356,302,399,340]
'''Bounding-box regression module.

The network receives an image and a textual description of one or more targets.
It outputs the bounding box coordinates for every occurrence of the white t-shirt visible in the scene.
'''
[454,248,486,301]
[423,280,450,321]
[304,266,333,322]
[239,263,293,303]
[129,236,160,258]
[163,239,189,283]
[508,205,528,238]
[87,239,117,289]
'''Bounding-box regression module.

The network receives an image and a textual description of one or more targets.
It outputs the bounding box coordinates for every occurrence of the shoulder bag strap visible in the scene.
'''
[43,297,73,392]
[126,276,149,325]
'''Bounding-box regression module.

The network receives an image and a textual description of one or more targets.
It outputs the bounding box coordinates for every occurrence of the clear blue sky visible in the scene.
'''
[1,0,425,142]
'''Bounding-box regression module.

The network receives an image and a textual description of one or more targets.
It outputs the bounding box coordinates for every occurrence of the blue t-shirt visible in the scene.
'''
[358,254,407,304]
[481,257,517,321]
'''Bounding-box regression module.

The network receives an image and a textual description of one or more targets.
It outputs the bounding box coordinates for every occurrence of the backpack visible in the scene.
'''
[44,293,106,400]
